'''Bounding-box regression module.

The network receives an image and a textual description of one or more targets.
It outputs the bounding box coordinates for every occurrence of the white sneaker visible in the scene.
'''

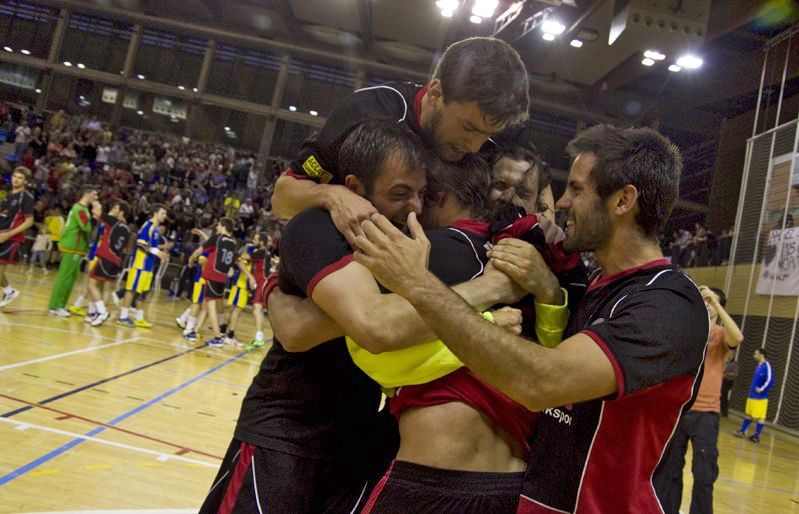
[0,289,20,308]
[48,308,71,318]
[91,311,110,326]
[84,313,98,323]
[111,291,120,306]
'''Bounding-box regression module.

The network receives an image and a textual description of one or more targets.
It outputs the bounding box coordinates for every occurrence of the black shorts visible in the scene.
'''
[362,460,524,514]
[199,438,373,514]
[0,240,22,265]
[90,259,122,282]
[205,279,226,300]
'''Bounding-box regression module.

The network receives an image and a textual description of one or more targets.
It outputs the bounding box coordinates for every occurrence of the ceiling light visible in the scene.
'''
[676,54,702,69]
[63,61,72,67]
[3,46,12,52]
[79,95,85,100]
[641,58,655,66]
[469,15,482,24]
[472,0,498,18]
[644,50,666,61]
[542,32,556,41]
[20,49,30,55]
[668,64,682,72]
[192,87,198,92]
[136,110,144,115]
[224,126,231,131]
[440,9,453,17]
[570,39,583,48]
[34,88,41,94]
[436,0,458,11]
[77,63,85,69]
[309,110,318,116]
[541,20,566,35]
[178,85,185,90]
[137,74,145,79]
[289,105,297,112]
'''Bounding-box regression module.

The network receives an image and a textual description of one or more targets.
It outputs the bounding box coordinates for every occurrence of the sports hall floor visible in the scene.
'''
[1,268,798,513]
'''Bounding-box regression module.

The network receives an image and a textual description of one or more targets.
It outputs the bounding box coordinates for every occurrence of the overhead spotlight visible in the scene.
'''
[668,64,682,72]
[137,74,145,79]
[136,110,144,115]
[288,105,297,112]
[676,54,702,69]
[224,126,231,131]
[309,110,318,116]
[77,63,86,69]
[542,33,556,41]
[440,9,453,17]
[436,0,458,11]
[20,49,30,55]
[644,50,666,61]
[3,46,12,52]
[34,88,41,94]
[79,95,85,100]
[177,85,185,90]
[469,15,482,24]
[63,61,72,67]
[192,87,198,92]
[641,58,655,66]
[541,20,566,35]
[570,39,583,48]
[472,0,498,18]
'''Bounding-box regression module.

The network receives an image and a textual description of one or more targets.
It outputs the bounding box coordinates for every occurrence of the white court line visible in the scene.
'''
[0,322,120,342]
[0,417,217,468]
[0,337,141,372]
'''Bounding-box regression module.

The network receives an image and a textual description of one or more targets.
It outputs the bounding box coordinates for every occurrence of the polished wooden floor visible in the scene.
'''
[1,268,798,513]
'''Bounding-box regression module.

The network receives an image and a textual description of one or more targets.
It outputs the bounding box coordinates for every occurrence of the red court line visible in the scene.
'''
[0,393,223,460]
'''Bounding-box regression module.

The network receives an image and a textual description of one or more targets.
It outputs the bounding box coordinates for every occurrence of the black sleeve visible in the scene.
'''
[203,233,219,251]
[279,208,351,296]
[101,214,117,226]
[584,275,709,397]
[111,224,131,254]
[290,88,409,184]
[21,191,34,216]
[426,229,487,286]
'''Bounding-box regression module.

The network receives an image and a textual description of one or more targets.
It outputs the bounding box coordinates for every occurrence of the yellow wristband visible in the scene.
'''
[534,288,569,349]
[481,311,496,324]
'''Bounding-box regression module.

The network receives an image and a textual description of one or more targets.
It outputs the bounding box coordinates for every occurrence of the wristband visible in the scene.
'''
[534,288,569,349]
[481,311,496,324]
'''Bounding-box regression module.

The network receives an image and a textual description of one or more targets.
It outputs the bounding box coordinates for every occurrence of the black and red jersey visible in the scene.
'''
[201,233,238,283]
[95,214,130,267]
[249,246,270,282]
[517,260,709,514]
[0,189,34,242]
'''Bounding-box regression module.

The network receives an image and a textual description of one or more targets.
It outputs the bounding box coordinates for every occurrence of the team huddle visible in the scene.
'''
[0,36,714,514]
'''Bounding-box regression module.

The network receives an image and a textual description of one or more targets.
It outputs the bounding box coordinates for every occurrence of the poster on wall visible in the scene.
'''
[756,227,799,296]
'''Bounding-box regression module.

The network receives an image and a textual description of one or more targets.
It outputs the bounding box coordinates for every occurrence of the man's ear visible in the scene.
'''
[345,174,366,196]
[613,184,639,217]
[427,79,443,105]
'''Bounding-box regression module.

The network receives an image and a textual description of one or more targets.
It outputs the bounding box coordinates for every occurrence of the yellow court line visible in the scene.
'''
[29,469,61,476]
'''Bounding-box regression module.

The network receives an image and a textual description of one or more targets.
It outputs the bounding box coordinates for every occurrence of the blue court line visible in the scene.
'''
[0,350,248,486]
[1,344,206,418]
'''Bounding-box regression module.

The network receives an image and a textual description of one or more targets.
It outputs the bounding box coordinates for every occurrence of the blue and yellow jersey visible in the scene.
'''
[129,221,160,272]
[232,260,252,289]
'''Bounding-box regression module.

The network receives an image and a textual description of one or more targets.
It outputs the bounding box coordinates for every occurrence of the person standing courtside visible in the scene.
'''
[735,348,774,443]
[353,124,710,513]
[654,286,743,514]
[0,166,34,308]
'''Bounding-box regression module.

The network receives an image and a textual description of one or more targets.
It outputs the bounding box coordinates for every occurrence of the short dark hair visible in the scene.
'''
[427,154,492,220]
[219,217,235,234]
[433,37,529,127]
[566,124,682,239]
[256,231,269,244]
[339,119,426,194]
[758,348,768,359]
[150,203,167,216]
[113,200,132,221]
[80,184,98,197]
[710,287,727,307]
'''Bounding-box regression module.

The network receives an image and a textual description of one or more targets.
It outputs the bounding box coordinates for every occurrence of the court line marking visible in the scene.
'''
[0,337,141,372]
[0,393,223,459]
[0,416,217,468]
[0,322,120,342]
[0,350,247,486]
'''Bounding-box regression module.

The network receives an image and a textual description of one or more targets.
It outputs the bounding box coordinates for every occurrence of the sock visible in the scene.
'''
[185,316,198,334]
[255,331,264,341]
[74,295,85,308]
[755,423,764,436]
[3,285,13,295]
[96,301,106,314]
[179,308,190,323]
[739,419,753,433]
[120,307,129,320]
[135,309,144,321]
[88,302,96,315]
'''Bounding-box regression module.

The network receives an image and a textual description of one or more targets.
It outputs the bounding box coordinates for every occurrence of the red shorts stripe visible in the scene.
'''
[218,442,256,514]
[361,461,395,514]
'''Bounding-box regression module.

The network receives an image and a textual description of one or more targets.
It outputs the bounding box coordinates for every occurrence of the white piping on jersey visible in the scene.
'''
[349,481,370,514]
[207,448,241,493]
[518,494,572,514]
[353,85,409,123]
[446,227,484,280]
[252,456,265,514]
[573,400,607,513]
[609,294,628,319]
[645,268,672,286]
[761,362,773,390]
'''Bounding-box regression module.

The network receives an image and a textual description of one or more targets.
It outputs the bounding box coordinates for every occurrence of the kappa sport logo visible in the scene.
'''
[544,407,574,426]
[302,155,333,184]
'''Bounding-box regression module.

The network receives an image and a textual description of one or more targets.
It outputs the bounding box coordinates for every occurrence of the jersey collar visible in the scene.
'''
[448,219,490,239]
[588,258,671,293]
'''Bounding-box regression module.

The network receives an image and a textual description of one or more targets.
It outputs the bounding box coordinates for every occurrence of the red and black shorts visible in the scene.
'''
[0,240,22,265]
[90,259,122,282]
[204,279,226,300]
[362,460,524,514]
[198,438,373,514]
